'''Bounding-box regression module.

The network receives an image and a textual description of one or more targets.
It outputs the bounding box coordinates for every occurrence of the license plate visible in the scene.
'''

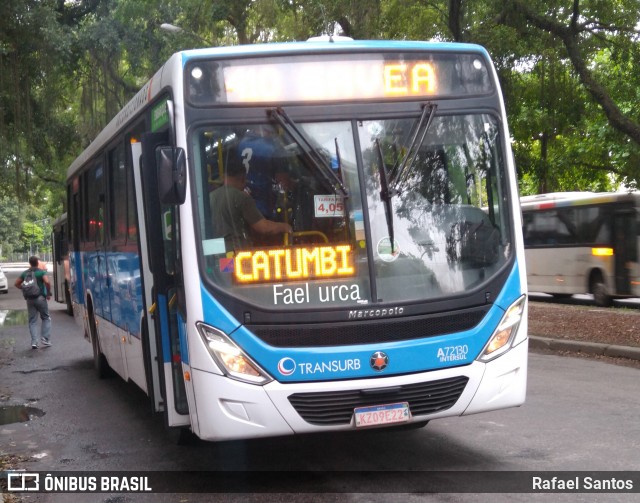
[354,402,411,428]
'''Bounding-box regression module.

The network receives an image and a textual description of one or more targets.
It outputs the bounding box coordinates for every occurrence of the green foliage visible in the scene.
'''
[0,195,23,258]
[381,0,445,41]
[20,221,46,255]
[2,0,640,215]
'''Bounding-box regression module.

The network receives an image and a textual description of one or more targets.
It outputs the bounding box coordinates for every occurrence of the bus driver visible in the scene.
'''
[209,148,292,250]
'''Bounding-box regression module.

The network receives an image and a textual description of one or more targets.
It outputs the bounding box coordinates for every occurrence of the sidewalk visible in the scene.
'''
[529,335,640,361]
[1,261,51,271]
[1,262,29,269]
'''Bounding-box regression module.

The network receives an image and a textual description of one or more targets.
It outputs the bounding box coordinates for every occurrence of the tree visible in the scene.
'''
[3,0,640,204]
[21,221,46,256]
[498,0,640,189]
[0,195,23,258]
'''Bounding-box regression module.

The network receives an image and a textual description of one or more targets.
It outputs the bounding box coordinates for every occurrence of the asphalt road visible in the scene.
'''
[1,266,639,502]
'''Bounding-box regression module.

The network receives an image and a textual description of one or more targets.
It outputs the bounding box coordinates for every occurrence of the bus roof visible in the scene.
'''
[52,212,67,229]
[178,39,490,61]
[520,191,640,210]
[67,39,491,180]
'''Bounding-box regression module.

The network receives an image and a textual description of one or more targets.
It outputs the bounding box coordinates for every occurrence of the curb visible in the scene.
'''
[530,335,640,361]
[1,262,30,270]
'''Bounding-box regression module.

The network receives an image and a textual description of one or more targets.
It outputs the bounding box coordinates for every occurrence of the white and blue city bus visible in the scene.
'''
[65,39,528,441]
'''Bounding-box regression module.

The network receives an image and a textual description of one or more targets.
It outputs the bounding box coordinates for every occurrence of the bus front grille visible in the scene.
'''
[247,306,489,347]
[288,376,469,426]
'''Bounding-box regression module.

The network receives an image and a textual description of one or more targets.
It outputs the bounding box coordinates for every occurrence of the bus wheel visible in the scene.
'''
[591,277,612,307]
[64,282,73,316]
[89,309,112,379]
[168,427,198,446]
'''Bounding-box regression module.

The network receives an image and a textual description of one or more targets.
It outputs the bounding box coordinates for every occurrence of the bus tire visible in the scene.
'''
[591,275,612,307]
[168,427,198,446]
[64,281,73,316]
[89,307,112,379]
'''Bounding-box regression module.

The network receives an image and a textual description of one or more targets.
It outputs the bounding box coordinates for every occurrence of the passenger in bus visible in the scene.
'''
[209,149,292,250]
[238,127,290,219]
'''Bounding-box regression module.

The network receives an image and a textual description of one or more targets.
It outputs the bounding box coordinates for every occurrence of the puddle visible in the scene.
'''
[0,405,45,425]
[0,310,29,327]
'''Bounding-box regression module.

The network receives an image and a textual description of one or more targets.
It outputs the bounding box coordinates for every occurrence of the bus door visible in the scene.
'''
[87,161,128,378]
[613,208,637,295]
[136,130,189,428]
[86,161,111,323]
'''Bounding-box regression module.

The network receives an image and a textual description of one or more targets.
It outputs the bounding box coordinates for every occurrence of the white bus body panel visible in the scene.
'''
[526,248,614,294]
[92,314,147,392]
[189,338,528,442]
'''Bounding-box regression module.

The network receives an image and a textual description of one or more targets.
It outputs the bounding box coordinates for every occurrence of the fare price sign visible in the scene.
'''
[314,195,345,218]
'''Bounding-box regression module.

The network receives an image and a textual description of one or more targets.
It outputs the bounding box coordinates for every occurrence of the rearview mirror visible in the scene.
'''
[157,146,186,205]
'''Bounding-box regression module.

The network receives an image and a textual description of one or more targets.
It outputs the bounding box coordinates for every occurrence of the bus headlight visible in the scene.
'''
[478,295,526,362]
[196,322,273,385]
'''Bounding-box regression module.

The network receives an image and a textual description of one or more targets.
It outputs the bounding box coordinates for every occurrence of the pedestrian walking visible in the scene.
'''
[15,256,52,349]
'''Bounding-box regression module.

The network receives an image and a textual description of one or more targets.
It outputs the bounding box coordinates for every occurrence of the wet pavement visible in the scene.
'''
[0,404,45,425]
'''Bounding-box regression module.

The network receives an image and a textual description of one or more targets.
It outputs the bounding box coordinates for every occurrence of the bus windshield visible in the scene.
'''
[194,112,511,309]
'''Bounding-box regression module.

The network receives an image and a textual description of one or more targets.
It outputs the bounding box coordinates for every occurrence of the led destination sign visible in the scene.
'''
[188,52,492,104]
[234,244,355,284]
[224,61,437,102]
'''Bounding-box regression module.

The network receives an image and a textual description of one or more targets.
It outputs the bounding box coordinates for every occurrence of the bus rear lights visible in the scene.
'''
[592,247,614,257]
[478,295,526,363]
[196,323,272,385]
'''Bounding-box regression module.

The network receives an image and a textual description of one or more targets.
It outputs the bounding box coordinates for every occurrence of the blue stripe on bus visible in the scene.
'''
[178,312,189,365]
[71,251,84,305]
[72,250,142,336]
[180,40,490,64]
[157,293,171,364]
[199,263,524,383]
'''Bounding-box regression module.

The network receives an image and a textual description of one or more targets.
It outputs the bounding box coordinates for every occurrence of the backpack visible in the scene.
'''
[22,269,42,299]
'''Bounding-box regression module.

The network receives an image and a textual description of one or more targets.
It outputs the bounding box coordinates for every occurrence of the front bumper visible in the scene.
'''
[190,338,528,441]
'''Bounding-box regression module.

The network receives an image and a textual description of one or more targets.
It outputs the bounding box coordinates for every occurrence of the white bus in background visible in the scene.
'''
[521,192,640,306]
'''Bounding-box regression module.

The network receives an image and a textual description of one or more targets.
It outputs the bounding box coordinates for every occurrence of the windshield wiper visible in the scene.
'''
[267,107,348,197]
[375,138,395,253]
[390,103,438,194]
[372,103,437,254]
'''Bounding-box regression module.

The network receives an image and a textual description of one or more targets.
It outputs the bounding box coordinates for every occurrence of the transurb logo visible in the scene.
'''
[370,351,388,371]
[277,357,296,376]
